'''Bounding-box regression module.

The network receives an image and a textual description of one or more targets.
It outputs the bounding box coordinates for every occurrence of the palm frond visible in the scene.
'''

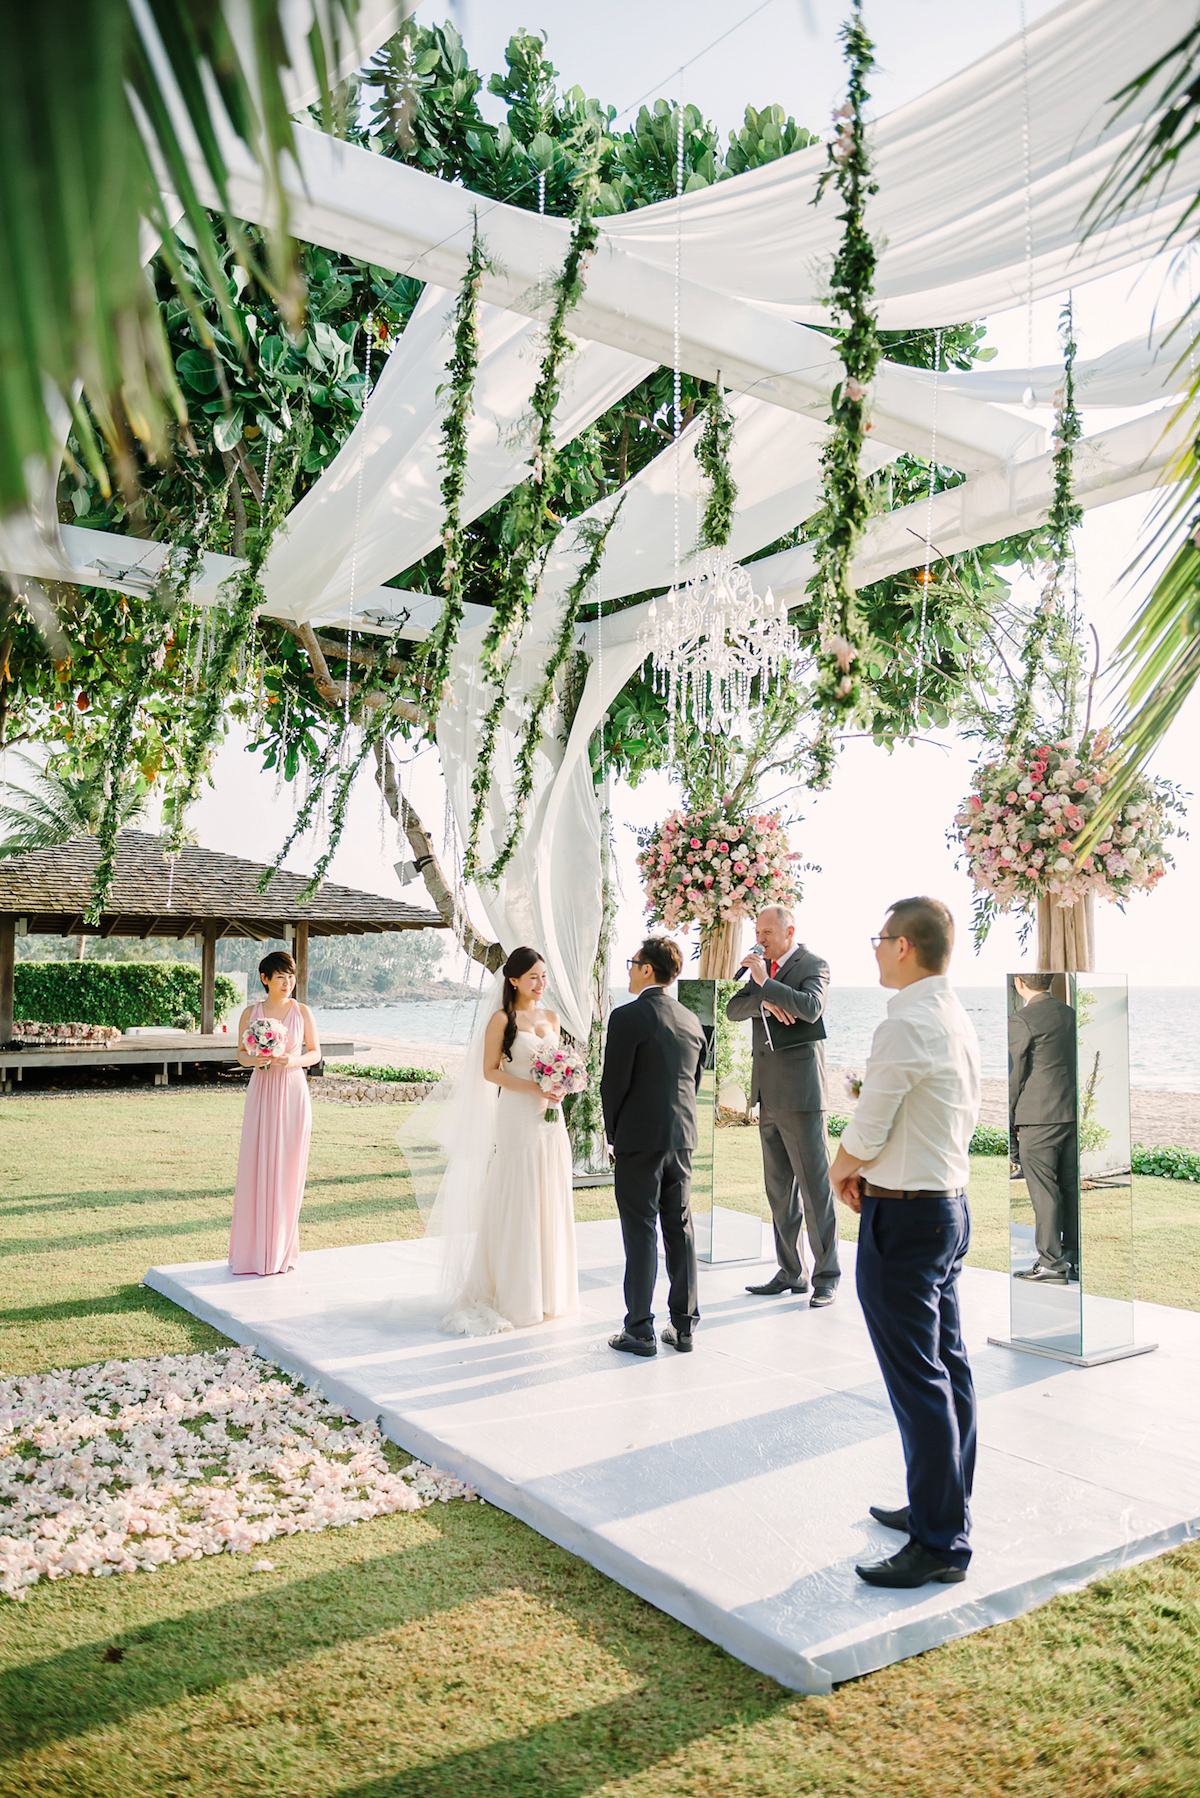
[0,752,145,858]
[0,0,362,515]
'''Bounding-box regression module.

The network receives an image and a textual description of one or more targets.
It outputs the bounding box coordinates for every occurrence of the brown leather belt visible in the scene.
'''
[863,1184,964,1201]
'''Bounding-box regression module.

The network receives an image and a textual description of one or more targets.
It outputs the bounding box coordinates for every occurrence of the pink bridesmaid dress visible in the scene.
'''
[228,999,312,1275]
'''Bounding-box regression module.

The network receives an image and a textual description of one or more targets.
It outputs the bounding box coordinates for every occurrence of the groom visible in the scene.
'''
[601,936,707,1357]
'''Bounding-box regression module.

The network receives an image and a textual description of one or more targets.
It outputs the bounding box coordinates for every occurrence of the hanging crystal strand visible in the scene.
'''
[672,86,685,603]
[1019,2,1036,406]
[274,693,290,799]
[914,325,943,721]
[343,316,376,735]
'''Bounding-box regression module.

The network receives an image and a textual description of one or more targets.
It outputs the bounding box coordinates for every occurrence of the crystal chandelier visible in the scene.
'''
[640,548,802,746]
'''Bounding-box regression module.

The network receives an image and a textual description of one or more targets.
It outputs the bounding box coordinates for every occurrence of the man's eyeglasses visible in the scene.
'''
[870,934,905,949]
[626,957,644,970]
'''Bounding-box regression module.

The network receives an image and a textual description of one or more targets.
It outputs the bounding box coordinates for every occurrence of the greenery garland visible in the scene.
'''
[84,546,200,923]
[164,413,311,853]
[695,378,737,550]
[1006,297,1084,749]
[423,219,490,718]
[465,152,603,881]
[484,496,625,882]
[805,1,881,785]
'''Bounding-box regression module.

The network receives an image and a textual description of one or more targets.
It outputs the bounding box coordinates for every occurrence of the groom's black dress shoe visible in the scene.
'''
[608,1330,656,1357]
[869,1503,912,1533]
[855,1540,967,1588]
[660,1325,694,1353]
[746,1271,808,1296]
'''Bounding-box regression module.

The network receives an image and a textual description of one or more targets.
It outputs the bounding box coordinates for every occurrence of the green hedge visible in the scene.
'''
[828,1113,1200,1183]
[13,962,241,1034]
[326,1062,437,1084]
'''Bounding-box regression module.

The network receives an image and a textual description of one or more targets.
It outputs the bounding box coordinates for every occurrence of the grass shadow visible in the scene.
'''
[0,1514,789,1772]
[0,1188,419,1259]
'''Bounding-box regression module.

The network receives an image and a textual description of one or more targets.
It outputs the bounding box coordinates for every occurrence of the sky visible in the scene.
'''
[15,0,1198,995]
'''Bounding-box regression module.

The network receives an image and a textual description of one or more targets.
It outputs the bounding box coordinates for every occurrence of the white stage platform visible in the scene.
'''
[145,1219,1200,1694]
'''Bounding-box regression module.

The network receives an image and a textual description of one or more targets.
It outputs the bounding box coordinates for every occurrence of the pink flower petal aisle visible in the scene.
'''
[0,1347,474,1601]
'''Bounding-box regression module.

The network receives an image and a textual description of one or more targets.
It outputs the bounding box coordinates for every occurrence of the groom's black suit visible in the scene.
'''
[601,985,707,1339]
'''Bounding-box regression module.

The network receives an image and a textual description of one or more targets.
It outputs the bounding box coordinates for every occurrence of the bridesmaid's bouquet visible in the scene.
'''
[243,1016,288,1061]
[531,1045,588,1123]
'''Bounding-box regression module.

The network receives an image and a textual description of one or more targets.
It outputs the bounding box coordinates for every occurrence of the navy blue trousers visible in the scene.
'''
[856,1191,976,1568]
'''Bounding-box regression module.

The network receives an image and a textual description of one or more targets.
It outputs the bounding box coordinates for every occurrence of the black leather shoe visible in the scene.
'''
[746,1271,808,1295]
[1014,1264,1068,1283]
[855,1540,967,1587]
[660,1325,694,1353]
[869,1503,912,1533]
[809,1286,836,1308]
[608,1330,656,1357]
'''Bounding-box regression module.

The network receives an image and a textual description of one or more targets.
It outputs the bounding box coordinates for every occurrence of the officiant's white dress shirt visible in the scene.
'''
[841,975,981,1192]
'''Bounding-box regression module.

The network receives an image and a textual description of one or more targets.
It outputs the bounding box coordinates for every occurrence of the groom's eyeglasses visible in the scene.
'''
[626,958,645,970]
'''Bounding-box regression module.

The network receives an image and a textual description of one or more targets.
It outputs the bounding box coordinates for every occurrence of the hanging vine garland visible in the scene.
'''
[1006,296,1084,750]
[163,413,312,854]
[464,154,603,881]
[84,536,209,923]
[485,496,625,883]
[424,219,490,720]
[805,0,882,786]
[695,378,738,551]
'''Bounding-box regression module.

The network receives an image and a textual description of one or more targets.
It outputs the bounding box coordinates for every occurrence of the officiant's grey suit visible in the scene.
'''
[725,945,840,1291]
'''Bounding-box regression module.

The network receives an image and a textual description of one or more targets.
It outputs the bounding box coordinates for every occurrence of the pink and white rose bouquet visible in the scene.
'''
[952,732,1180,912]
[635,802,800,937]
[531,1043,588,1123]
[243,1016,288,1060]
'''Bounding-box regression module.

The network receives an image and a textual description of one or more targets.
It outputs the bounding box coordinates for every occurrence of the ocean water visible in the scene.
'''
[317,985,1200,1092]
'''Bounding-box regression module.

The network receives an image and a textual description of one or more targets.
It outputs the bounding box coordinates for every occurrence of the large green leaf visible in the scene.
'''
[0,0,362,515]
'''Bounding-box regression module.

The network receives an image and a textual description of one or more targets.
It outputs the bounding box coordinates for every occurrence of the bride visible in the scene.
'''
[402,946,580,1336]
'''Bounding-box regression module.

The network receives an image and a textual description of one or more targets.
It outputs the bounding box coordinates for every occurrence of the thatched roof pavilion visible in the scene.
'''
[0,831,445,1039]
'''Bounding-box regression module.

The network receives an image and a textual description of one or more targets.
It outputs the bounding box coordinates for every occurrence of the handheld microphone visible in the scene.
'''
[734,943,768,980]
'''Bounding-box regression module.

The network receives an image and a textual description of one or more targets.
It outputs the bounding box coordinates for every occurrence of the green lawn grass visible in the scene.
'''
[2,1089,1199,1798]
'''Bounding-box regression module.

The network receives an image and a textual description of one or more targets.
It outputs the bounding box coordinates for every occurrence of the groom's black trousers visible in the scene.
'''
[614,1147,700,1338]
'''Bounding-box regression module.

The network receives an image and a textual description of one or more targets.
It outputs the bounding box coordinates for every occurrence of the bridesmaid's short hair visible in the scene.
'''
[259,949,298,988]
[636,937,682,984]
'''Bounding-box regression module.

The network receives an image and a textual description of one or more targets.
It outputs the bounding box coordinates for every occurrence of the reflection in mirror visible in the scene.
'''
[678,979,764,1263]
[1004,972,1138,1362]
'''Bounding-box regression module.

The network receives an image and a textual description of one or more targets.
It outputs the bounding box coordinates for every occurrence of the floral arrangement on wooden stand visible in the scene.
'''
[636,803,800,978]
[952,731,1180,968]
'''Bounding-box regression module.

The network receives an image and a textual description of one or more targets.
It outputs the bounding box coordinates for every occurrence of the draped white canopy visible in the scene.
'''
[1,0,1194,1034]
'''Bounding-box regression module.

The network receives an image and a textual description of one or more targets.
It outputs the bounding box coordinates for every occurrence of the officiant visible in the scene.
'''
[725,905,841,1306]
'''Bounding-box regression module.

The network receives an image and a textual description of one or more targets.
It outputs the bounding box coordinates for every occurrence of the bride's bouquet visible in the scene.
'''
[243,1016,288,1061]
[531,1044,588,1123]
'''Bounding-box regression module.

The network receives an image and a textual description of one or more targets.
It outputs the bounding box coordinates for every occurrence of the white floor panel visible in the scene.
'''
[145,1220,1200,1694]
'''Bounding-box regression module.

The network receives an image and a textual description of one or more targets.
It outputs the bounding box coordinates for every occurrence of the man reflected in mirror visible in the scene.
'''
[1009,973,1079,1283]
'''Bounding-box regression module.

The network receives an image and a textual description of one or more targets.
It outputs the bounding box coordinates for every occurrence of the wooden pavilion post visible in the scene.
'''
[294,923,309,1002]
[1036,893,1094,972]
[0,918,15,1046]
[698,916,743,980]
[200,923,218,1034]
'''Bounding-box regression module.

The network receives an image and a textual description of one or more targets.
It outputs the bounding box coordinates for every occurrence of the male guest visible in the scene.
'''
[601,936,707,1357]
[828,896,981,1589]
[725,904,841,1307]
[1009,973,1079,1282]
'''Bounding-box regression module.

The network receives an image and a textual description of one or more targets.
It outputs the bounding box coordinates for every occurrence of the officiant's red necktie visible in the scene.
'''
[769,960,779,978]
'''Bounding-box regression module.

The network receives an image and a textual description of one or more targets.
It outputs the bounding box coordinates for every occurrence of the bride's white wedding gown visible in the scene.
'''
[443,1030,579,1335]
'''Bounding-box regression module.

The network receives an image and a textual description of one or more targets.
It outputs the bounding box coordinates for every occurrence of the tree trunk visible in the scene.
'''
[698,916,743,980]
[374,743,502,973]
[1036,893,1094,972]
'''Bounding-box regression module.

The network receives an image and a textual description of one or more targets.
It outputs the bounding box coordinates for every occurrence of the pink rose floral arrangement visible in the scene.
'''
[243,1016,288,1059]
[636,801,800,937]
[531,1044,588,1123]
[952,731,1179,911]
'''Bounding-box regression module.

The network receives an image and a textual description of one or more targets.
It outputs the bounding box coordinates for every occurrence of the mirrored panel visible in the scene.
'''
[679,979,764,1263]
[1006,971,1135,1361]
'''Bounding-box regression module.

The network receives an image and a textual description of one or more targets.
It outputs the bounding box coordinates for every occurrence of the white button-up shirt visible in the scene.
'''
[840,974,981,1192]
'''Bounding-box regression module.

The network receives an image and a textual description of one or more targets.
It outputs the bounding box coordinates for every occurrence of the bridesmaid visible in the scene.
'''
[229,950,322,1276]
